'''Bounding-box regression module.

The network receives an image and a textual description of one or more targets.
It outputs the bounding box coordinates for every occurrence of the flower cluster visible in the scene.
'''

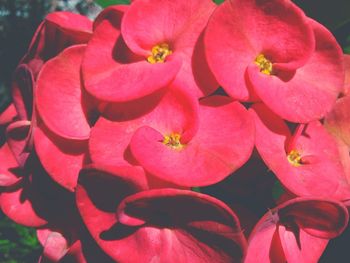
[1,0,350,262]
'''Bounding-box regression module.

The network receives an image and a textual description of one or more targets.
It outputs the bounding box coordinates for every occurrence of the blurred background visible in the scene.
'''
[0,0,102,114]
[0,0,350,262]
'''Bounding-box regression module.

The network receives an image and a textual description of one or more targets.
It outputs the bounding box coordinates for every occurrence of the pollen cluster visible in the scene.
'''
[287,149,302,167]
[255,54,273,75]
[147,43,172,64]
[163,133,184,150]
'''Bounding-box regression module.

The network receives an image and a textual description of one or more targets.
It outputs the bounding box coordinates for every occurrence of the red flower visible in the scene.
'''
[35,45,96,191]
[245,197,349,262]
[205,0,343,122]
[90,87,254,187]
[83,0,216,103]
[251,103,350,200]
[6,12,93,169]
[76,166,247,262]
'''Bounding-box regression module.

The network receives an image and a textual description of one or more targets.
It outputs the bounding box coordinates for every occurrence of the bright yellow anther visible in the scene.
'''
[255,54,273,75]
[287,150,302,167]
[163,133,184,150]
[147,43,172,64]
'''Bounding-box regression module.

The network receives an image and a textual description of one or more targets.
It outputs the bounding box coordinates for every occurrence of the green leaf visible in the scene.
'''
[192,187,201,193]
[213,0,225,4]
[95,0,130,8]
[344,46,350,54]
[0,213,40,262]
[272,180,285,201]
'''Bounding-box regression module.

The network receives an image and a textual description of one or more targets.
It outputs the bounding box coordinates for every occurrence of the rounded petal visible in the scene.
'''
[0,182,48,227]
[244,213,284,263]
[251,103,350,199]
[191,31,219,97]
[325,95,350,147]
[76,165,148,260]
[278,225,328,263]
[89,87,198,168]
[0,143,22,187]
[121,0,216,56]
[249,20,344,122]
[205,0,314,100]
[0,103,17,126]
[22,12,92,77]
[130,96,254,186]
[114,188,247,262]
[245,197,348,263]
[38,230,69,263]
[34,123,87,192]
[36,45,90,140]
[45,11,92,36]
[279,198,349,239]
[12,64,34,120]
[121,0,216,97]
[6,120,31,167]
[93,5,128,30]
[83,12,181,102]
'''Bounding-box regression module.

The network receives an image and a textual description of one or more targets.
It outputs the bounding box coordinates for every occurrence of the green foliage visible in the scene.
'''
[95,0,130,8]
[272,180,285,201]
[213,0,225,4]
[0,213,41,263]
[342,35,350,54]
[95,0,225,7]
[192,187,201,193]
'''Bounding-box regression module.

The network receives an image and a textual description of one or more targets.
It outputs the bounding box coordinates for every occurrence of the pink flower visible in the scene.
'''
[76,165,247,262]
[83,0,217,103]
[5,12,93,169]
[245,197,349,262]
[90,87,254,187]
[34,45,97,191]
[251,103,350,200]
[205,0,343,122]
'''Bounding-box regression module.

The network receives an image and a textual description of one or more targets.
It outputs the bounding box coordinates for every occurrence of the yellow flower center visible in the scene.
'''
[147,43,172,64]
[255,54,273,75]
[163,133,184,150]
[287,150,302,167]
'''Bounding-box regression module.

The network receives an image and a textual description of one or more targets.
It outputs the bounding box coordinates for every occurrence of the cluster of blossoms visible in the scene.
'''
[1,0,350,262]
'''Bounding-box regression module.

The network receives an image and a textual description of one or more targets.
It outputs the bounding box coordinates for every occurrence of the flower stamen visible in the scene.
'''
[287,149,302,167]
[163,133,184,150]
[255,54,273,75]
[147,43,172,64]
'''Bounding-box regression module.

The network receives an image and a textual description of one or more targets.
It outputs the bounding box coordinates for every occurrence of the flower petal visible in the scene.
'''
[251,103,350,199]
[0,104,17,126]
[76,165,148,261]
[82,10,181,102]
[36,45,91,140]
[89,87,198,168]
[34,123,87,192]
[12,64,34,121]
[6,120,31,167]
[205,0,314,101]
[0,181,48,227]
[115,188,247,262]
[130,96,254,186]
[0,143,22,187]
[121,0,216,56]
[249,20,344,122]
